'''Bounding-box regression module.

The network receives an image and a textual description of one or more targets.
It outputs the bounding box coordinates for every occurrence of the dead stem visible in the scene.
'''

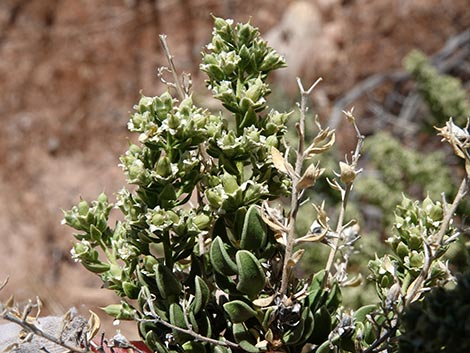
[159,34,186,100]
[323,115,364,289]
[1,311,91,353]
[279,77,322,298]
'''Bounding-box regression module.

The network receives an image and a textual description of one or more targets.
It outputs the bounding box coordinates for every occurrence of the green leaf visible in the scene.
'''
[215,272,240,293]
[212,216,230,243]
[89,224,102,242]
[236,250,266,298]
[282,315,305,345]
[82,261,110,274]
[301,308,315,345]
[223,300,257,323]
[233,207,247,242]
[240,205,267,251]
[316,340,333,353]
[181,341,206,353]
[144,330,170,353]
[193,276,210,314]
[122,281,140,300]
[232,323,260,352]
[210,236,238,276]
[238,340,260,353]
[326,282,342,312]
[169,303,191,342]
[354,304,377,323]
[214,346,232,353]
[155,263,182,300]
[309,306,332,344]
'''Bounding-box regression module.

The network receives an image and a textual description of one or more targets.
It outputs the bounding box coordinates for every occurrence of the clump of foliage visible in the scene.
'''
[399,272,470,353]
[404,49,470,126]
[64,18,470,353]
[355,131,453,229]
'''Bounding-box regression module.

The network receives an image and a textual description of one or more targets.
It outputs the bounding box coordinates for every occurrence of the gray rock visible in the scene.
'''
[0,315,87,353]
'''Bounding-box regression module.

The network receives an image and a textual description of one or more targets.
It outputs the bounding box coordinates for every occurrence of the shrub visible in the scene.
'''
[399,272,470,353]
[404,49,470,127]
[64,17,470,353]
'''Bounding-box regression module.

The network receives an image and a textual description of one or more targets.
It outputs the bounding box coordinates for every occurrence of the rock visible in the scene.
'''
[0,314,87,353]
[264,1,342,94]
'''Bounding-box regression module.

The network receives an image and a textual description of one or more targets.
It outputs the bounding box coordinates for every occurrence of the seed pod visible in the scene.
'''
[223,300,258,323]
[429,203,443,221]
[396,241,409,260]
[155,263,181,301]
[236,250,266,298]
[154,92,173,120]
[210,236,238,276]
[339,161,356,184]
[101,303,136,320]
[222,172,239,194]
[240,205,267,251]
[101,304,122,318]
[78,200,89,216]
[156,156,172,178]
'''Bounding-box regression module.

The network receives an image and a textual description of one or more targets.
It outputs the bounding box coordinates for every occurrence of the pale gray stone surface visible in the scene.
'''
[0,315,87,353]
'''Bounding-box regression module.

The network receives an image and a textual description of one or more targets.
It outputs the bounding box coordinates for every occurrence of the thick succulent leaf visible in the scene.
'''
[223,300,257,323]
[193,276,210,314]
[236,250,266,298]
[309,306,332,344]
[155,263,182,300]
[169,303,191,342]
[240,205,267,251]
[232,323,260,353]
[354,304,377,323]
[210,236,238,276]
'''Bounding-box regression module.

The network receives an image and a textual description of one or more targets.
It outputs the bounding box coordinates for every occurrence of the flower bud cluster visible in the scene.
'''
[369,195,454,300]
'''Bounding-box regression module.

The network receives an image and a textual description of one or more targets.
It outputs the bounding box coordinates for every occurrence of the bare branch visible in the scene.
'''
[280,78,322,297]
[159,34,186,100]
[1,311,91,353]
[141,294,240,350]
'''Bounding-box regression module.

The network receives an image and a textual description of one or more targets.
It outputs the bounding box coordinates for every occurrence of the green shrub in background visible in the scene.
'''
[355,131,453,230]
[64,18,470,353]
[404,49,470,127]
[399,272,470,353]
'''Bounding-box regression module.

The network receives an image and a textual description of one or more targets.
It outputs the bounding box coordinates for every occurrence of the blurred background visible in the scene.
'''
[0,0,469,339]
